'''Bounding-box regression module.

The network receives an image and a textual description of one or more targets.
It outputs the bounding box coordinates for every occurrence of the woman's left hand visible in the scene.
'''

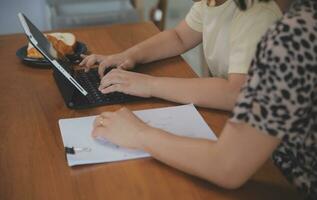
[98,68,155,98]
[92,107,151,149]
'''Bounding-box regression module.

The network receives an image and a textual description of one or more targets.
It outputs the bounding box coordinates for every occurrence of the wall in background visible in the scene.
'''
[0,0,48,35]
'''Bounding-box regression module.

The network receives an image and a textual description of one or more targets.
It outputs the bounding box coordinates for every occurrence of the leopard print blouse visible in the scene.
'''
[230,0,317,199]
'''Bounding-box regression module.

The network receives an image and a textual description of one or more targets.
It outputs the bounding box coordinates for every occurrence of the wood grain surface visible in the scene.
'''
[0,22,301,200]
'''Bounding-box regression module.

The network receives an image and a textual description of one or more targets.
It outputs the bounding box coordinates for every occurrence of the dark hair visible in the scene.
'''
[234,0,271,10]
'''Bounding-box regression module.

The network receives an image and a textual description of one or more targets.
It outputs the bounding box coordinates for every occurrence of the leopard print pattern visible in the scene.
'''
[230,0,317,199]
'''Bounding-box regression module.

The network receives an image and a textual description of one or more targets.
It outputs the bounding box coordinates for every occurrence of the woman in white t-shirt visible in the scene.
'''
[80,0,282,110]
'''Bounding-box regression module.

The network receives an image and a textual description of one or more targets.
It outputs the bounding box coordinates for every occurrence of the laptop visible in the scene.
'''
[18,13,141,109]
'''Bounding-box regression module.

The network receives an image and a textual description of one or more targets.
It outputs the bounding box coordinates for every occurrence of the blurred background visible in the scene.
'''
[0,0,207,76]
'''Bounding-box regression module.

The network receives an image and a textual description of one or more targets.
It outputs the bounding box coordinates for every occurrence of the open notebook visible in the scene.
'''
[58,104,218,166]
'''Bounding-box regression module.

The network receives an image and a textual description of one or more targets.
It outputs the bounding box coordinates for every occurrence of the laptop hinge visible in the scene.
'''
[52,68,75,108]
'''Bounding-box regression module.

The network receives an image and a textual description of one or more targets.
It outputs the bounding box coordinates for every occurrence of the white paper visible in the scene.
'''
[58,104,217,166]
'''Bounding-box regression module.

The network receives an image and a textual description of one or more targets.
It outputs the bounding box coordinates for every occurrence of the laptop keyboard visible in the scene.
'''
[75,68,128,104]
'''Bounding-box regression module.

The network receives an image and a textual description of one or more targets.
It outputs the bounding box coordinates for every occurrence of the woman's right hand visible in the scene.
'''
[79,52,137,77]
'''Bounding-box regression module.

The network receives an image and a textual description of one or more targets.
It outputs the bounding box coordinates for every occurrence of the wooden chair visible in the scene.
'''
[149,0,168,30]
[130,0,167,30]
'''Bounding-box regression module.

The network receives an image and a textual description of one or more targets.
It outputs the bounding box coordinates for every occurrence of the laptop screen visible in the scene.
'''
[18,13,88,96]
[21,15,58,60]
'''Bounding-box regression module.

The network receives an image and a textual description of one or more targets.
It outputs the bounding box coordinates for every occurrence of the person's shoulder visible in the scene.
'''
[268,0,317,46]
[282,0,317,28]
[253,0,317,78]
[191,0,205,9]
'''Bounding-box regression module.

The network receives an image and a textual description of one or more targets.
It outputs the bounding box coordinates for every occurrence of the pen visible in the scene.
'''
[65,146,91,154]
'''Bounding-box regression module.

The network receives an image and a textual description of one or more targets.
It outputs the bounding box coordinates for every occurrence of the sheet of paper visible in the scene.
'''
[58,104,217,166]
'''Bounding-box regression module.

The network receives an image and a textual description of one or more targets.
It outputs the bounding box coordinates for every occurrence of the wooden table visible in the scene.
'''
[0,22,301,200]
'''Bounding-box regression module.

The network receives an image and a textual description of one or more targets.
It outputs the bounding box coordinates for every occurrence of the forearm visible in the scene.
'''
[93,105,280,189]
[140,127,228,186]
[150,77,242,111]
[138,122,280,189]
[125,29,188,64]
[124,21,202,65]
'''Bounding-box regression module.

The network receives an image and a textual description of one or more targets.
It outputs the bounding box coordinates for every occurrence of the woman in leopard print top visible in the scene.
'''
[231,0,317,198]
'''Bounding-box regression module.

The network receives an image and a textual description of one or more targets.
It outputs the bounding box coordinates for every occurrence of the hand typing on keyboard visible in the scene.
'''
[79,53,136,78]
[98,68,154,98]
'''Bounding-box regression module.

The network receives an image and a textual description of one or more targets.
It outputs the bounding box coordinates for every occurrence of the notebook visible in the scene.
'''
[58,104,218,166]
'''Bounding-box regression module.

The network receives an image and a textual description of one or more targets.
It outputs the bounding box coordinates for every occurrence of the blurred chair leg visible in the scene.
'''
[149,0,168,30]
[131,0,144,20]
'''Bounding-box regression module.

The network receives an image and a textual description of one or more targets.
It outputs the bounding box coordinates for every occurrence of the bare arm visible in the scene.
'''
[139,121,280,188]
[99,70,247,111]
[150,74,247,110]
[92,108,280,189]
[127,20,202,64]
[80,20,202,76]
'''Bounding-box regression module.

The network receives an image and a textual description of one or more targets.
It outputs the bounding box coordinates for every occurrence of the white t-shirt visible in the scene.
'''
[186,0,282,78]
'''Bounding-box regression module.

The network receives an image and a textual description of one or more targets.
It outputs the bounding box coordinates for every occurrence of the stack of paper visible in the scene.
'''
[58,104,217,166]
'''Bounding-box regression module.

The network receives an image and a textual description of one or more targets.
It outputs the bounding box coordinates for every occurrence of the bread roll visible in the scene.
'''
[27,32,76,59]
